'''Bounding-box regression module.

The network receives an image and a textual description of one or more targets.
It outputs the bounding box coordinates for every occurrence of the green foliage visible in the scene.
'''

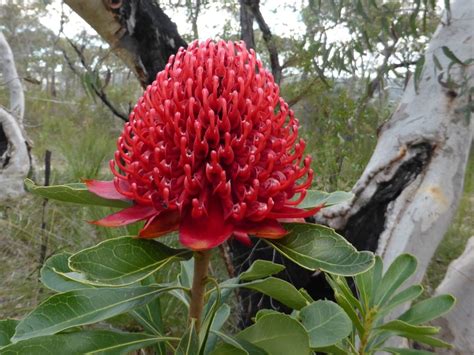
[326,254,455,354]
[267,223,374,275]
[67,236,191,286]
[213,314,311,355]
[297,190,354,209]
[12,286,175,341]
[299,300,352,348]
[40,252,94,292]
[25,179,131,208]
[2,330,176,355]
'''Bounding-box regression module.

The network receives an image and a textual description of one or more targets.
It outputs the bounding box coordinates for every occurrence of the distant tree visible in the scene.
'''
[0,31,29,201]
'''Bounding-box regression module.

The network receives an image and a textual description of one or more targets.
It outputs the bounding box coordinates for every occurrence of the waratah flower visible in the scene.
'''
[86,39,321,250]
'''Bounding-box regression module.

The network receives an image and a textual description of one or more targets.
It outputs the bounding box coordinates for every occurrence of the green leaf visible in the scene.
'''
[298,288,314,303]
[300,300,352,348]
[68,236,191,286]
[40,253,93,292]
[414,55,425,93]
[178,259,194,289]
[203,304,231,354]
[230,314,310,355]
[0,319,18,347]
[1,330,176,355]
[131,299,164,335]
[131,276,167,355]
[13,285,172,341]
[210,331,268,355]
[296,190,353,209]
[268,223,374,276]
[199,279,222,354]
[399,294,455,325]
[333,291,364,334]
[432,54,443,71]
[240,260,285,282]
[383,348,434,355]
[329,275,362,311]
[176,319,199,355]
[239,277,309,310]
[354,256,382,310]
[442,46,463,65]
[375,254,417,306]
[312,344,348,355]
[399,334,451,348]
[254,309,281,322]
[24,179,130,208]
[380,285,424,316]
[376,320,439,335]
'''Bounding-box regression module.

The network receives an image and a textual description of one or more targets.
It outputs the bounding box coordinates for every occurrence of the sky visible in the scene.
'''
[39,0,350,44]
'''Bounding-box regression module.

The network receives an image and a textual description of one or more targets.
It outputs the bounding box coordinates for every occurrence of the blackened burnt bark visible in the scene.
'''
[0,123,9,168]
[342,142,434,252]
[114,0,187,85]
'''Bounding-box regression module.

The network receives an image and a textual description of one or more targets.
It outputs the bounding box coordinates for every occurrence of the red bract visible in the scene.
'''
[87,39,321,250]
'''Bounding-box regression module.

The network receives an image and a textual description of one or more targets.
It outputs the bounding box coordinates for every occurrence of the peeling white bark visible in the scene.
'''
[0,31,29,201]
[0,108,29,200]
[434,237,474,354]
[317,0,473,285]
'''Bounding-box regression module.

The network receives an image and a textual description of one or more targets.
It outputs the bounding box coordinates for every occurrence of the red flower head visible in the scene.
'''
[86,39,321,250]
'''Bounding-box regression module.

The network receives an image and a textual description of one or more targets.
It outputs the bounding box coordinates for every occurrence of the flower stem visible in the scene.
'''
[189,250,211,333]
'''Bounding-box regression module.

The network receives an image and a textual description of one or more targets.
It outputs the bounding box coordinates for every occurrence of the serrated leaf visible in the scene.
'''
[40,253,93,292]
[296,190,353,209]
[240,260,285,282]
[300,300,352,348]
[399,294,455,325]
[267,223,374,276]
[13,286,171,341]
[0,319,18,347]
[1,330,175,355]
[25,179,130,208]
[68,236,191,286]
[375,254,417,306]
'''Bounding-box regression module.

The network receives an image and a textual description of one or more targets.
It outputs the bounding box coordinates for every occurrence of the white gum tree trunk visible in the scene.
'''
[0,31,29,201]
[317,0,473,284]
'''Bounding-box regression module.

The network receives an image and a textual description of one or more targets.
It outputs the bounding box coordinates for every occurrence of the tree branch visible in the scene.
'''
[64,0,187,88]
[0,32,24,123]
[244,0,282,84]
[61,40,129,122]
[239,0,255,49]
